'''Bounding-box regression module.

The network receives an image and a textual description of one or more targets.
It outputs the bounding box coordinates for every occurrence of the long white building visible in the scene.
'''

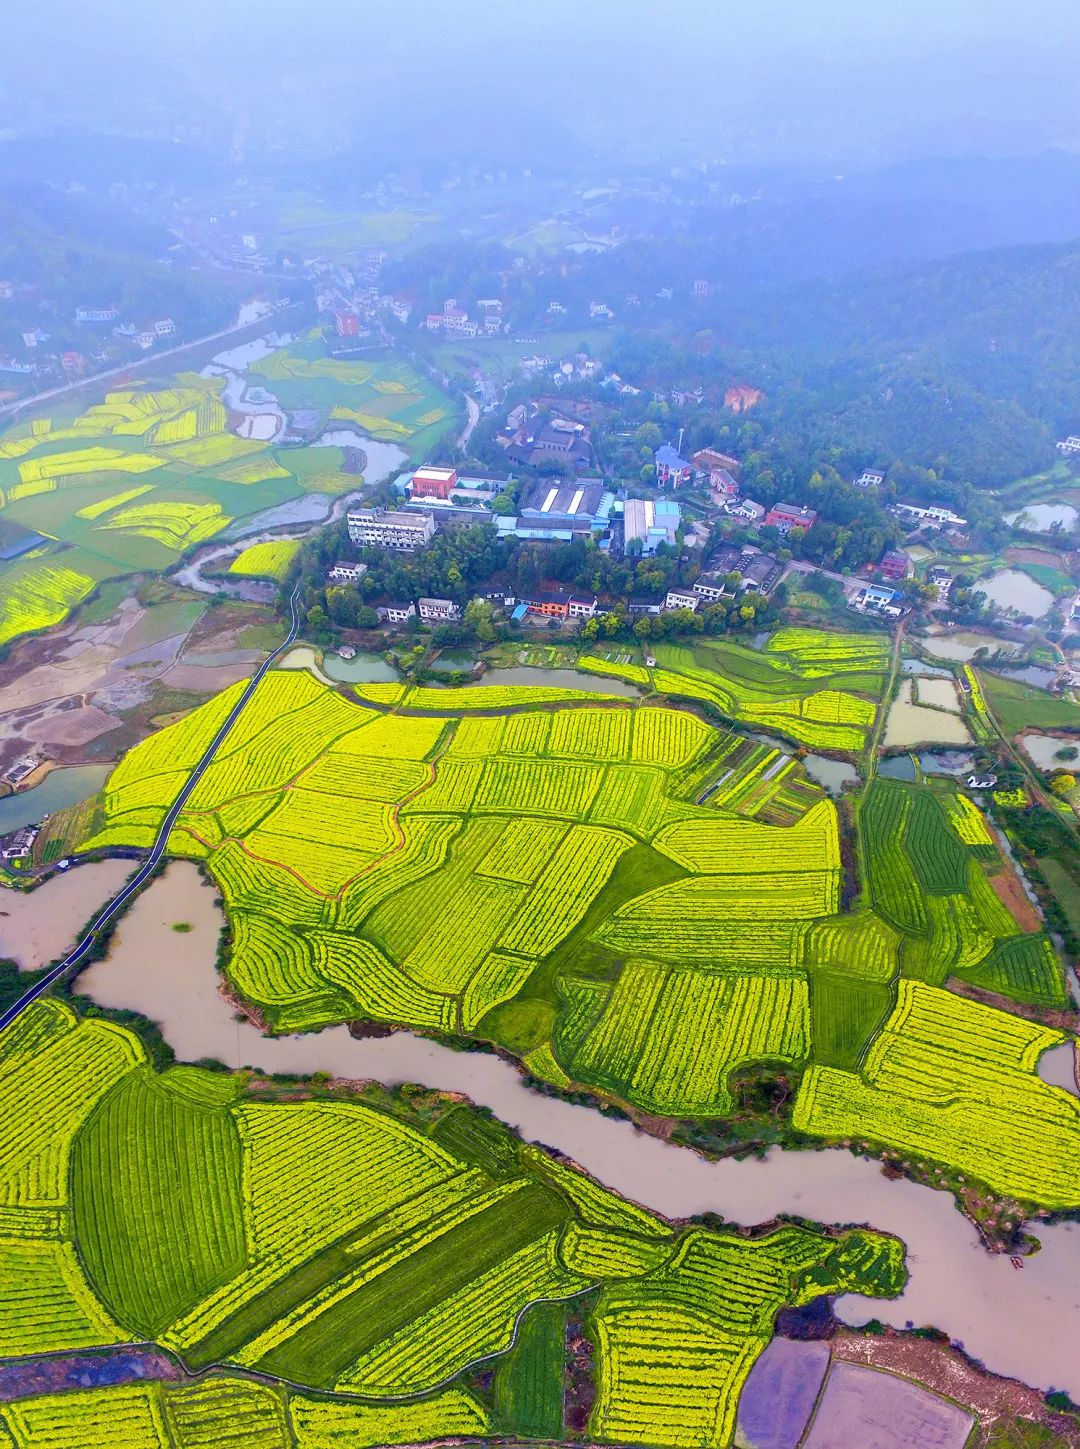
[347,508,435,552]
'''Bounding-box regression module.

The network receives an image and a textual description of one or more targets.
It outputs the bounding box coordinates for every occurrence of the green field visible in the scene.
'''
[0,998,903,1446]
[980,668,1080,736]
[0,349,452,651]
[248,341,454,459]
[579,626,889,754]
[57,626,1079,1212]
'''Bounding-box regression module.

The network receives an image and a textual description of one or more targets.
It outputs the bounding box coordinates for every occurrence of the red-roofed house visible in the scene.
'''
[764,503,818,535]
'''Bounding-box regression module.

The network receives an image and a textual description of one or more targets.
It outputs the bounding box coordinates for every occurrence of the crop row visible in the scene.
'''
[238,1100,464,1263]
[577,654,652,685]
[404,877,526,995]
[0,1236,126,1357]
[0,1004,141,1209]
[794,981,1080,1206]
[945,791,995,846]
[0,561,100,650]
[0,1376,494,1448]
[606,870,839,929]
[462,953,536,1029]
[568,964,810,1115]
[497,827,632,957]
[228,539,300,583]
[71,1069,246,1337]
[476,817,569,884]
[359,682,622,710]
[595,912,809,967]
[805,911,900,983]
[655,798,838,873]
[590,1306,753,1449]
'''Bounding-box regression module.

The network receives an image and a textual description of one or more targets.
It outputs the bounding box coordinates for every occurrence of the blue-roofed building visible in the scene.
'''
[654,444,693,488]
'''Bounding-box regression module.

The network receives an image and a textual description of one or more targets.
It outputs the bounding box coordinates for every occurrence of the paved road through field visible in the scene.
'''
[0,582,303,1033]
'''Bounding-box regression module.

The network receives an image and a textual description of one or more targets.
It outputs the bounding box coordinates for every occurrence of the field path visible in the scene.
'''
[0,583,304,1032]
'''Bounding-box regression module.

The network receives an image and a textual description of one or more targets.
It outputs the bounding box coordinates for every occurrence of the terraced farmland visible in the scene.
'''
[0,1001,904,1447]
[63,649,1068,1184]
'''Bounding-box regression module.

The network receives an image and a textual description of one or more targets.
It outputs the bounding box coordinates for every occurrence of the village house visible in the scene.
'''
[418,597,461,622]
[693,447,740,476]
[524,589,572,619]
[327,561,368,583]
[726,498,766,524]
[375,600,417,624]
[928,565,955,601]
[765,503,818,535]
[627,596,664,617]
[879,549,912,582]
[893,502,968,529]
[663,588,700,613]
[1,825,37,863]
[1057,436,1080,456]
[653,444,693,489]
[347,508,436,552]
[854,467,886,488]
[852,583,904,618]
[74,305,119,324]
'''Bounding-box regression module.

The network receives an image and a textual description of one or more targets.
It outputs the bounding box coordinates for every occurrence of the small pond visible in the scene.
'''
[917,751,975,778]
[801,755,858,795]
[1037,1041,1079,1097]
[902,658,953,678]
[428,649,478,674]
[311,432,408,484]
[882,680,971,749]
[919,632,1021,663]
[321,651,399,684]
[0,765,111,836]
[995,664,1058,690]
[478,667,643,698]
[1020,732,1080,770]
[1004,503,1079,532]
[977,569,1054,618]
[877,755,917,781]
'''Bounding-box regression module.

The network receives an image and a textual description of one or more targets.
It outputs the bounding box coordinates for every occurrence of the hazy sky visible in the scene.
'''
[4,0,1080,166]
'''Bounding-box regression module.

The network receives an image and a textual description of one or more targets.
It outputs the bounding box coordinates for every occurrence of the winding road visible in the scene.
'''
[0,583,304,1033]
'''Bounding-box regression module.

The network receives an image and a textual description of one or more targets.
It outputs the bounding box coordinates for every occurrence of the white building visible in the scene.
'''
[327,561,368,583]
[347,508,436,552]
[567,595,598,618]
[376,600,416,624]
[663,588,700,613]
[418,597,461,621]
[854,468,885,488]
[893,502,968,529]
[1059,436,1080,456]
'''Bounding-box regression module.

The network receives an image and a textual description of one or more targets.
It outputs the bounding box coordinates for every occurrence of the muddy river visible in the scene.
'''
[52,860,1080,1398]
[0,859,135,969]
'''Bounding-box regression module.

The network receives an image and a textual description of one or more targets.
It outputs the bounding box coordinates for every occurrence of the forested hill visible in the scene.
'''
[612,236,1080,487]
[0,183,239,349]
